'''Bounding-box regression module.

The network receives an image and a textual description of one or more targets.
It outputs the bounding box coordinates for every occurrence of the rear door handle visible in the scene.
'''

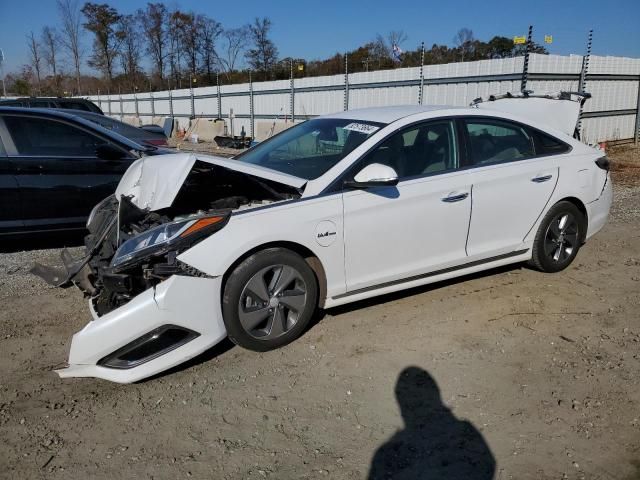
[442,192,469,203]
[532,174,553,183]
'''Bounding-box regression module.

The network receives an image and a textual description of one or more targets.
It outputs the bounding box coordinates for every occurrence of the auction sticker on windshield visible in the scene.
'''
[343,123,379,134]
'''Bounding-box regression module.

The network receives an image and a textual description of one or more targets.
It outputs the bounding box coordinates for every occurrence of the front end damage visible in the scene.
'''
[32,154,303,382]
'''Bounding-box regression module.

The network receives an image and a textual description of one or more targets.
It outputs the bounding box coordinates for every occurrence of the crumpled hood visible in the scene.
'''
[115,152,306,211]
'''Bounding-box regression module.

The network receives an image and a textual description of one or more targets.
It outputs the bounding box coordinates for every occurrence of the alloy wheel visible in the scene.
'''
[238,264,308,340]
[543,213,579,263]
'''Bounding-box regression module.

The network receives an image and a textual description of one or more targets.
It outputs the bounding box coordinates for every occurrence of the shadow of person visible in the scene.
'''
[368,367,495,480]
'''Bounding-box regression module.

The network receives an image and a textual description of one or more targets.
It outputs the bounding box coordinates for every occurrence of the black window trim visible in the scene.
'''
[458,115,573,170]
[321,113,573,195]
[324,116,464,194]
[1,113,134,159]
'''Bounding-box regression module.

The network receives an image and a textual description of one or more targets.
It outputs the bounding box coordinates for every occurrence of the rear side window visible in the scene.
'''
[26,100,55,108]
[536,131,571,155]
[465,119,535,166]
[58,100,92,112]
[4,116,102,156]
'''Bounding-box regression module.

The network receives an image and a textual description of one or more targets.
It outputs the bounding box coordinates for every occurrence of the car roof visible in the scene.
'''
[321,105,462,124]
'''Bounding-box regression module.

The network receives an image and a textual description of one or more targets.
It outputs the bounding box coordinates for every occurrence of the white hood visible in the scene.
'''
[115,152,306,211]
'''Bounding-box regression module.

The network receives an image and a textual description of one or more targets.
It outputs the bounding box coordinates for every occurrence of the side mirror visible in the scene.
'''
[344,163,399,189]
[96,143,124,161]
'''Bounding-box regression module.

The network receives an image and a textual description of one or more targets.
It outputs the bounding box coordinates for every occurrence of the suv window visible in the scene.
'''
[4,116,102,156]
[465,118,535,165]
[58,100,92,112]
[29,100,55,108]
[358,120,458,179]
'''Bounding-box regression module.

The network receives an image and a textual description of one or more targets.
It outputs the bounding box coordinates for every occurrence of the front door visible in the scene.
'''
[2,114,132,230]
[342,119,473,292]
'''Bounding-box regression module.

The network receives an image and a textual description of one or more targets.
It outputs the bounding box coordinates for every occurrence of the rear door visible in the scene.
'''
[0,124,23,233]
[2,114,135,230]
[462,117,559,258]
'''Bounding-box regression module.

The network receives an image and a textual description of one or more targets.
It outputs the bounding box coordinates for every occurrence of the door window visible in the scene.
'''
[536,131,571,155]
[357,120,458,179]
[464,119,534,165]
[4,116,102,157]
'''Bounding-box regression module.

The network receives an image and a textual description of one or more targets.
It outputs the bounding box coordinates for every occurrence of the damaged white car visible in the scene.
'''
[34,105,612,383]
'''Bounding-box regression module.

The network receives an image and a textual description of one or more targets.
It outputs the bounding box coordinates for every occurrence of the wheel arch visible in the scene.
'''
[556,196,588,241]
[221,241,328,308]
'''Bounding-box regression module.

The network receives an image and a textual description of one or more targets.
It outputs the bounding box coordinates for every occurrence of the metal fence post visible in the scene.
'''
[520,25,533,92]
[216,71,222,119]
[635,77,640,144]
[107,89,112,116]
[150,91,155,117]
[189,74,195,118]
[134,91,139,118]
[290,59,295,122]
[577,29,593,138]
[418,42,425,105]
[249,70,255,140]
[169,87,174,118]
[118,88,123,121]
[344,53,349,111]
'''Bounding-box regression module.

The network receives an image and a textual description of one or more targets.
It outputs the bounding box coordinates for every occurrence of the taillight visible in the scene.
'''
[595,156,610,171]
[144,138,168,146]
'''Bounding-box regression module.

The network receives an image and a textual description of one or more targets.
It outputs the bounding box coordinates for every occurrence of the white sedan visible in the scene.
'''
[37,105,612,383]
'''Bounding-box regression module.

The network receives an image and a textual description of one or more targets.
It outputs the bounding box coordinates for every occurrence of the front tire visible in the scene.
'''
[222,248,318,351]
[529,201,586,273]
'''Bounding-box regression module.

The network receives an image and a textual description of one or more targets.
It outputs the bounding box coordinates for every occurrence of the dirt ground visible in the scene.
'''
[1,145,639,479]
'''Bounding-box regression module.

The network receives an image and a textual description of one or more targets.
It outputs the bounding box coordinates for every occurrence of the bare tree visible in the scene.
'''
[167,9,184,88]
[138,3,168,87]
[26,31,42,94]
[57,0,83,94]
[453,28,475,61]
[245,17,278,78]
[41,27,59,79]
[220,26,249,79]
[117,14,141,89]
[172,11,199,78]
[82,2,122,85]
[388,30,408,50]
[200,16,223,83]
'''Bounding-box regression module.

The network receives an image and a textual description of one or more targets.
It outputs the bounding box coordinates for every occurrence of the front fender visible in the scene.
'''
[177,195,346,298]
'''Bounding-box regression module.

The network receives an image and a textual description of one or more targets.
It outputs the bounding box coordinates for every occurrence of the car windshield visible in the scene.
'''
[236,118,385,180]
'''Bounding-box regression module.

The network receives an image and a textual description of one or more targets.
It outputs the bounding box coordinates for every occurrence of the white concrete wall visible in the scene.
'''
[89,53,640,144]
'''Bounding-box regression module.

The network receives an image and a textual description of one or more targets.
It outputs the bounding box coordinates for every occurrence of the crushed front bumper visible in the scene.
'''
[56,275,227,383]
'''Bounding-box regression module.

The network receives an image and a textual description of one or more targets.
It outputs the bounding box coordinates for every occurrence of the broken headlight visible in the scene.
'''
[111,215,227,268]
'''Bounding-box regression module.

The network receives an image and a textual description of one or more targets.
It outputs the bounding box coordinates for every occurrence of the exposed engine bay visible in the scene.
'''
[32,160,301,316]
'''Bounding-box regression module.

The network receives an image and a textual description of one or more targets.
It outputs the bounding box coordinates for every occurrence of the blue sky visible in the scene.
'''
[1,0,638,74]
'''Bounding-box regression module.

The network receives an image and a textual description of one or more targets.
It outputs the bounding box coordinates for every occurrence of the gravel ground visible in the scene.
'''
[0,146,639,479]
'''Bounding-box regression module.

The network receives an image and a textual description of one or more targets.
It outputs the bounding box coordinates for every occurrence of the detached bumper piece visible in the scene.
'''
[56,275,227,383]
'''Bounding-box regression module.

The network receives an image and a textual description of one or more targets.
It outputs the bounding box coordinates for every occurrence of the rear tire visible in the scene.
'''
[222,248,318,352]
[529,201,586,273]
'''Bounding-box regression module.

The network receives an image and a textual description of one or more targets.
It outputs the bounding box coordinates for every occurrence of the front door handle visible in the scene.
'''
[442,192,469,203]
[532,174,553,183]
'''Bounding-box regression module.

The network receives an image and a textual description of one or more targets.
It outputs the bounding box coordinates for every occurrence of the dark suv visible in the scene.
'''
[0,97,103,114]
